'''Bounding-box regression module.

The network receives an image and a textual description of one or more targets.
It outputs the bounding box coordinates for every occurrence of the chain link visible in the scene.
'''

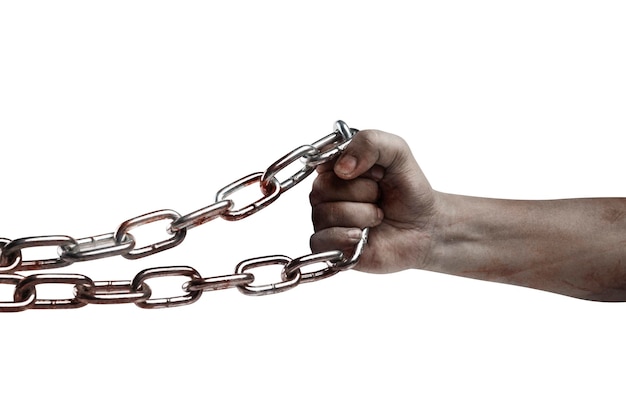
[60,233,136,263]
[216,173,281,221]
[0,120,369,312]
[168,200,233,233]
[0,235,77,271]
[131,266,203,309]
[235,255,302,296]
[302,120,358,167]
[0,239,22,272]
[115,210,187,260]
[260,144,318,193]
[75,279,152,305]
[14,273,94,310]
[0,274,36,312]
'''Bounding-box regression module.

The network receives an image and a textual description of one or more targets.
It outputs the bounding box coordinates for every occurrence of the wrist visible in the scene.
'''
[420,192,494,276]
[419,191,454,272]
[413,190,455,272]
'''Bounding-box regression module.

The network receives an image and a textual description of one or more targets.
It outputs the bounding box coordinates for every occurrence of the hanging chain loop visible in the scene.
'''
[0,120,369,312]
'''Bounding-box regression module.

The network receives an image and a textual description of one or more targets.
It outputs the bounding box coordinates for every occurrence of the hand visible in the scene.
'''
[309,129,437,273]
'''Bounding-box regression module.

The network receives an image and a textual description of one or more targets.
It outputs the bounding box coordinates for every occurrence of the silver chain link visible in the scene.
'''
[0,120,368,312]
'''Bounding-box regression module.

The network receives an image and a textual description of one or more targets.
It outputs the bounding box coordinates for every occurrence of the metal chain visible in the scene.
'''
[0,120,369,312]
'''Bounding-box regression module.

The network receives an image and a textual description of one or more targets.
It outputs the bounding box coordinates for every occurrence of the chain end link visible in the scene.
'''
[335,228,369,271]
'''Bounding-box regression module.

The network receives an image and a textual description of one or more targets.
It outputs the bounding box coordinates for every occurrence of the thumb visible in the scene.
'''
[334,129,412,180]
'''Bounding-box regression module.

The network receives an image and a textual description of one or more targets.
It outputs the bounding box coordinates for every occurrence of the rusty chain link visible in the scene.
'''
[0,120,368,312]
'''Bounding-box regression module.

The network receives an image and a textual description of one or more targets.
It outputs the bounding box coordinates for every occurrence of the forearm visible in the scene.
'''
[425,192,626,301]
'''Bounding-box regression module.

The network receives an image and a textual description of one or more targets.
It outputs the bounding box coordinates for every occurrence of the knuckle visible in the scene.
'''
[368,204,383,226]
[310,229,352,254]
[309,233,321,252]
[357,129,411,156]
[309,230,332,253]
[309,190,319,206]
[311,203,333,230]
[349,130,377,156]
[312,200,380,230]
[355,129,380,144]
[311,206,322,228]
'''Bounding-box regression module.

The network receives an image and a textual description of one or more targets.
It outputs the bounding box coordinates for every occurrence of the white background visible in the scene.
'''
[1,1,625,415]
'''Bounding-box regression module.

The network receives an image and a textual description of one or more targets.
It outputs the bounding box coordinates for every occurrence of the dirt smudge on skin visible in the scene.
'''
[602,207,626,224]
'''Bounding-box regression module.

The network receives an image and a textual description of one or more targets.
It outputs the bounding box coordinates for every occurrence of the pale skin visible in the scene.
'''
[309,130,626,301]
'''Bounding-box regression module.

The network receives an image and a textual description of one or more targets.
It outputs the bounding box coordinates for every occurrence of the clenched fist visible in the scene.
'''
[309,129,437,274]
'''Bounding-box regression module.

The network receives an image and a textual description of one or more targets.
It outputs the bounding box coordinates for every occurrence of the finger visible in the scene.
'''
[310,227,364,254]
[310,172,380,206]
[317,160,385,181]
[312,201,383,231]
[334,130,413,180]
